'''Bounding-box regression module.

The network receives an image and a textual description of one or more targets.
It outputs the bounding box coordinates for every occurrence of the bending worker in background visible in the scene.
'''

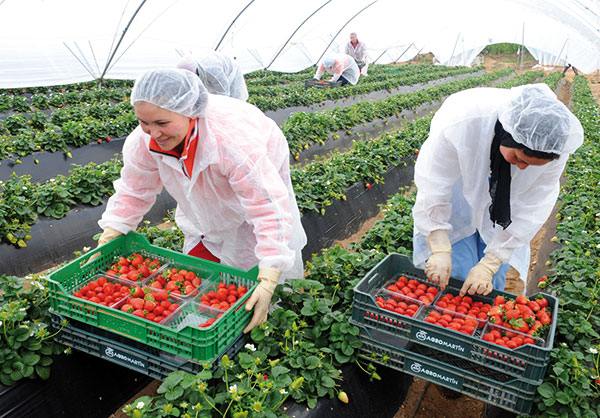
[345,32,368,76]
[176,52,248,101]
[96,69,307,333]
[412,84,583,296]
[313,53,360,86]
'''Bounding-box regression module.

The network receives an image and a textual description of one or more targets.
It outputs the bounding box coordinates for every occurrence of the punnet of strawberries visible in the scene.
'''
[423,293,491,335]
[198,282,248,311]
[106,253,163,283]
[147,267,203,298]
[73,275,132,307]
[375,276,439,317]
[120,285,180,323]
[482,294,552,348]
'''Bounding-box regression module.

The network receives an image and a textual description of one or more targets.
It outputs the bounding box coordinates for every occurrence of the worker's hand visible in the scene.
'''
[243,267,280,334]
[459,253,502,297]
[425,230,452,289]
[87,226,123,263]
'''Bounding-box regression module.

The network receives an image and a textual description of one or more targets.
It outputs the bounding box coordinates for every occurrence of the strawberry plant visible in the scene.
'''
[531,76,600,417]
[495,70,544,88]
[125,350,303,418]
[34,175,77,218]
[0,275,64,386]
[248,65,483,111]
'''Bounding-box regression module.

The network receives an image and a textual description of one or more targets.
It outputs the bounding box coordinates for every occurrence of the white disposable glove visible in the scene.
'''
[425,229,452,289]
[88,226,123,262]
[459,253,502,297]
[243,267,280,334]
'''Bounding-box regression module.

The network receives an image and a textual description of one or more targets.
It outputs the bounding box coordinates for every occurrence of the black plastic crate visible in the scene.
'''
[351,253,558,383]
[357,325,539,415]
[50,311,247,380]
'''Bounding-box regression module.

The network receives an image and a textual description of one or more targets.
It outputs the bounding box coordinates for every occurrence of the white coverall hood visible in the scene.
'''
[177,53,249,102]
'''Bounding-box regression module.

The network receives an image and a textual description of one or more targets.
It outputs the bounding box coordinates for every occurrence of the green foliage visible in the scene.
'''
[283,67,513,156]
[482,43,529,55]
[531,75,600,417]
[248,64,483,111]
[0,275,64,386]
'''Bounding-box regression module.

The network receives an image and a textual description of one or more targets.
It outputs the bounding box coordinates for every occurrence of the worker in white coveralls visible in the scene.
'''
[96,69,307,333]
[313,53,360,86]
[175,52,249,254]
[412,84,583,296]
[345,32,368,76]
[176,52,249,101]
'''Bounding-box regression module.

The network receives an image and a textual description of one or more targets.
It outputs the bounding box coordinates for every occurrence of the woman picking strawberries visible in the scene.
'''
[95,69,306,333]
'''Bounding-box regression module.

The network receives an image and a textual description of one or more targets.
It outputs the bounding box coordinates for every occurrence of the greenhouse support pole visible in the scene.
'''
[372,48,390,65]
[265,0,332,69]
[214,0,256,51]
[314,0,378,66]
[449,33,461,66]
[98,0,148,84]
[392,43,414,63]
[552,39,568,70]
[519,23,525,72]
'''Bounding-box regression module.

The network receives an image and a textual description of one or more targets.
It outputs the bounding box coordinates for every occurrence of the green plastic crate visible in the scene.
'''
[47,232,259,362]
[350,253,558,383]
[357,325,538,415]
[304,79,342,88]
[50,311,247,380]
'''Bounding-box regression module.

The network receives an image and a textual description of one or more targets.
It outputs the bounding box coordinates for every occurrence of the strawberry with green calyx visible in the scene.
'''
[509,318,529,333]
[536,295,549,309]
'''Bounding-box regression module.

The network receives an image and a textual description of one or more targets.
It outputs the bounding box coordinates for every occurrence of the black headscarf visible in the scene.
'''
[489,120,525,229]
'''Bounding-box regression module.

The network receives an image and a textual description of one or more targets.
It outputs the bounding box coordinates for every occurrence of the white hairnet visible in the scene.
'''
[498,83,583,154]
[324,57,335,68]
[131,68,208,119]
[176,52,249,101]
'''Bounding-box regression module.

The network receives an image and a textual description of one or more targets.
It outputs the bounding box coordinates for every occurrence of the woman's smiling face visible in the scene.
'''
[134,101,190,152]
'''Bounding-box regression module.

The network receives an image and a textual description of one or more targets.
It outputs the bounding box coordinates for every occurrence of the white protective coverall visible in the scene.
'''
[177,52,249,101]
[314,53,360,85]
[345,40,368,76]
[99,94,306,281]
[412,84,583,286]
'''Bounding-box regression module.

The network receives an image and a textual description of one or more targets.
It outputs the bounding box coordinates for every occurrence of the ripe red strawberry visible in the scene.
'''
[130,286,144,298]
[132,309,144,318]
[121,303,134,313]
[127,270,140,281]
[515,295,528,305]
[155,289,169,302]
[130,298,144,310]
[143,300,156,312]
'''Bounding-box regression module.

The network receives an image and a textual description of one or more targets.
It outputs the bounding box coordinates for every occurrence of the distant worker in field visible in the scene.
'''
[412,84,583,297]
[345,32,368,76]
[313,53,360,86]
[562,63,579,76]
[176,52,248,101]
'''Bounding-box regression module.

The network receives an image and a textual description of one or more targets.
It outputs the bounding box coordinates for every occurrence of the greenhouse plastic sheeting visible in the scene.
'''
[1,0,600,87]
